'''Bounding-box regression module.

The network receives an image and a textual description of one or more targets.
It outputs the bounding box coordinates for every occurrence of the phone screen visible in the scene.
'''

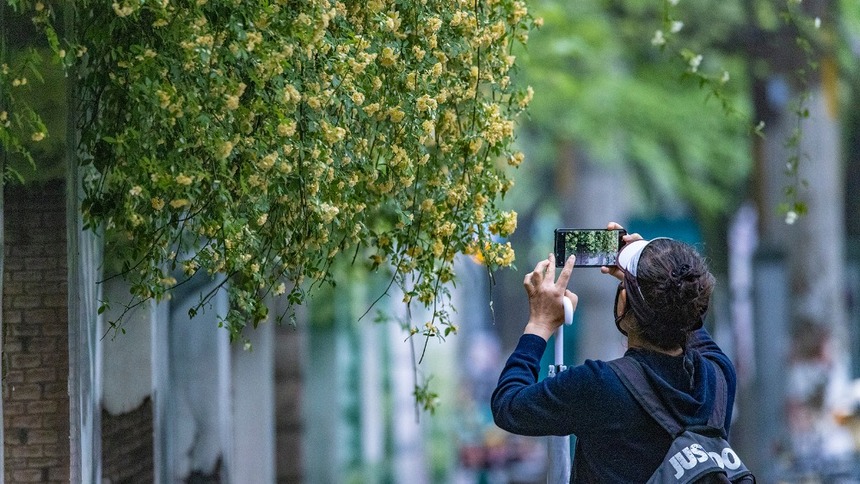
[554,229,626,267]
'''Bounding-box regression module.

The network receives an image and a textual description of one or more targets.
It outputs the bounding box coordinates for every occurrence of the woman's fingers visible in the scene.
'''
[607,221,642,243]
[623,232,643,243]
[543,254,556,281]
[555,255,575,289]
[524,259,550,291]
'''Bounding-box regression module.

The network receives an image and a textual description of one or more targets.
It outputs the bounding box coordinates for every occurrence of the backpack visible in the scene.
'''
[608,357,755,484]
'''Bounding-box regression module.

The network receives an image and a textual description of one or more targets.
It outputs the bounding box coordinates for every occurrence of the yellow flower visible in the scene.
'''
[430,62,443,78]
[412,46,426,61]
[151,197,165,210]
[436,221,455,238]
[469,138,483,154]
[450,11,465,27]
[432,239,444,257]
[385,11,401,32]
[363,103,381,116]
[388,107,405,123]
[351,91,365,105]
[31,132,46,142]
[379,47,398,67]
[175,174,193,185]
[511,1,528,22]
[277,121,296,137]
[129,186,143,196]
[416,94,437,113]
[519,86,534,108]
[259,152,278,170]
[156,90,170,108]
[225,95,240,110]
[322,125,346,144]
[246,31,263,52]
[319,202,339,223]
[509,151,525,167]
[170,199,190,209]
[112,2,134,17]
[426,16,442,32]
[282,85,301,104]
[491,211,517,237]
[217,141,234,159]
[495,242,515,266]
[183,261,199,276]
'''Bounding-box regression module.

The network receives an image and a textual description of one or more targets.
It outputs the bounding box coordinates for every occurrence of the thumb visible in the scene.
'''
[564,290,579,312]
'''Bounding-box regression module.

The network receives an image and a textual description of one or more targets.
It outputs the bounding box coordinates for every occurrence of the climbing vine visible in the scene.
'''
[1,0,534,345]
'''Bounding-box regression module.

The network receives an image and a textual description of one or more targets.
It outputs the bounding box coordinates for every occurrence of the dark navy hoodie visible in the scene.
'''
[491,328,736,483]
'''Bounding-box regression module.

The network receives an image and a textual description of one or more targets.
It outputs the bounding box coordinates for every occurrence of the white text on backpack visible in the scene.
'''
[669,444,743,479]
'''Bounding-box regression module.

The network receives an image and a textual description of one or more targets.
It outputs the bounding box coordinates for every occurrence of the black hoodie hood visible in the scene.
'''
[624,346,718,429]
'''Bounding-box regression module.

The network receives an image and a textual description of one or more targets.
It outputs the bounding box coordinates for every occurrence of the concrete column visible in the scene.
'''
[744,249,790,481]
[154,274,231,482]
[230,318,275,483]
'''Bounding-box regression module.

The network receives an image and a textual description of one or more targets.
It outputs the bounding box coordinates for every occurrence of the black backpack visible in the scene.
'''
[608,357,755,484]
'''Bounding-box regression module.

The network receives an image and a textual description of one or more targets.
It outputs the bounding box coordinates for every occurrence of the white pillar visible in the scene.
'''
[230,318,275,483]
[67,173,104,484]
[389,287,430,484]
[154,274,231,482]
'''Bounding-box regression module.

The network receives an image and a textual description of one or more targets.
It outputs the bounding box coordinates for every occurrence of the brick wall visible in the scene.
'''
[3,180,71,483]
[102,397,153,483]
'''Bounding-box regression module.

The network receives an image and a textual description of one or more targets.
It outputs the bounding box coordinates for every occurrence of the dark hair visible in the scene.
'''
[622,239,715,350]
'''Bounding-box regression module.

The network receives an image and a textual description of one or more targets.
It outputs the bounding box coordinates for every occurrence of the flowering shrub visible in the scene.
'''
[2,0,535,342]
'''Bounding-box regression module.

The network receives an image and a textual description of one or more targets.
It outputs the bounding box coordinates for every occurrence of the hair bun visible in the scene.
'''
[628,239,715,351]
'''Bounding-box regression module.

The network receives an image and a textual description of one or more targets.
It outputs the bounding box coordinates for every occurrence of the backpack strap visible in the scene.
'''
[608,357,683,437]
[608,356,728,438]
[706,358,728,430]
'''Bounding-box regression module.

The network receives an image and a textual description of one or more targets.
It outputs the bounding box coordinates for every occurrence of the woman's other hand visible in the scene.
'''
[523,253,578,341]
[601,221,643,281]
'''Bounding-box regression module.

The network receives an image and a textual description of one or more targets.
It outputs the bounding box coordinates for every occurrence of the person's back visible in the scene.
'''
[490,226,738,482]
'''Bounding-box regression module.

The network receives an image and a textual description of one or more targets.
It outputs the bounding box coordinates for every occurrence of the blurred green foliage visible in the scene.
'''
[509,0,754,223]
[4,48,67,183]
[506,0,857,232]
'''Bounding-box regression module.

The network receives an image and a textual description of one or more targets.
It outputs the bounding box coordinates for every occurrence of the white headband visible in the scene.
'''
[617,238,671,276]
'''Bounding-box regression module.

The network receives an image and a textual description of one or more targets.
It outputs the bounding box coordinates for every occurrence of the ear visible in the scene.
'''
[619,313,636,335]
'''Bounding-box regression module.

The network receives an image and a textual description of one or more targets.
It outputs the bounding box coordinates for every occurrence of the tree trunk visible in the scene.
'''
[742,9,849,475]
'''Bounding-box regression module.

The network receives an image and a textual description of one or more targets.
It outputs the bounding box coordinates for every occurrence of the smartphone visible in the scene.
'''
[554,228,627,267]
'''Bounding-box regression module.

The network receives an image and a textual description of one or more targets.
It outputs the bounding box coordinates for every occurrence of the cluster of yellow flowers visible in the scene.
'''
[20,0,539,340]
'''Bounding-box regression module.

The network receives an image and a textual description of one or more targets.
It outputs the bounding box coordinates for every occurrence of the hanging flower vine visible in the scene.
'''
[1,0,535,343]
